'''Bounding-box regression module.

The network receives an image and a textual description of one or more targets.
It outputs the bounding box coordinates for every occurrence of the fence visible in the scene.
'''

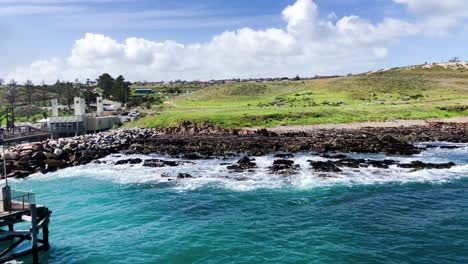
[1,189,35,213]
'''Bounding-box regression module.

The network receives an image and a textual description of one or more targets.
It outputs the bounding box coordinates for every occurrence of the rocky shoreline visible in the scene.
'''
[1,121,467,179]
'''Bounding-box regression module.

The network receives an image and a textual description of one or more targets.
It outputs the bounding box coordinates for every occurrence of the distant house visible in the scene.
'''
[134,89,155,95]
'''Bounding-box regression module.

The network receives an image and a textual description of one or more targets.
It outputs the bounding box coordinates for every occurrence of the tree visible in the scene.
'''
[97,73,114,98]
[0,79,4,86]
[23,79,35,105]
[54,79,65,102]
[4,79,18,128]
[64,81,79,110]
[39,81,49,106]
[113,75,130,104]
[81,78,96,107]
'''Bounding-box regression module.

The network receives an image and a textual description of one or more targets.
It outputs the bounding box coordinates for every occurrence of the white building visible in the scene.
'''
[48,97,121,137]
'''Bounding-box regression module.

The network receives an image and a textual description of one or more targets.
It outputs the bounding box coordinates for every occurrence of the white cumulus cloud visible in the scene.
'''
[394,0,468,35]
[7,0,422,83]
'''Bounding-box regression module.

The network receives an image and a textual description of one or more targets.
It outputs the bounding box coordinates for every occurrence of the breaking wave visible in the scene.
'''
[18,142,468,192]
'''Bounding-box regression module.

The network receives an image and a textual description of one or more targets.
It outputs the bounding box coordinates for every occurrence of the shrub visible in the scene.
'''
[14,105,43,117]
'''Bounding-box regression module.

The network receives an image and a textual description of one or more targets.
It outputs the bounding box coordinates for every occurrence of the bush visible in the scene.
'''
[14,105,43,117]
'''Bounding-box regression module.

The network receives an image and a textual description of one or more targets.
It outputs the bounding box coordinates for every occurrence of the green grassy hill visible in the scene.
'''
[133,66,468,128]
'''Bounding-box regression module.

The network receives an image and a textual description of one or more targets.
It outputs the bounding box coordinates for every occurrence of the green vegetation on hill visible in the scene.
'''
[132,67,468,128]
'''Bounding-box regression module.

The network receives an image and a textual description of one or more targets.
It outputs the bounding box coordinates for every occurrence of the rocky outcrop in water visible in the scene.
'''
[227,156,258,172]
[270,159,300,175]
[309,158,456,172]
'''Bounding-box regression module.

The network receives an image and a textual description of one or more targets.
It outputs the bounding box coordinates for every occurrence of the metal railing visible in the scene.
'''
[1,189,35,213]
[0,125,50,143]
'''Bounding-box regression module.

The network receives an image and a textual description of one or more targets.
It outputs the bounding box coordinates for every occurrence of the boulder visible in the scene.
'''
[44,159,65,168]
[31,151,47,161]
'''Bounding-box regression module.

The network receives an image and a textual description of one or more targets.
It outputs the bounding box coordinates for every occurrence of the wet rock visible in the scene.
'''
[308,161,342,172]
[439,146,460,149]
[270,159,300,175]
[227,156,257,172]
[320,154,347,159]
[397,161,456,170]
[115,158,143,165]
[13,170,33,179]
[177,173,193,179]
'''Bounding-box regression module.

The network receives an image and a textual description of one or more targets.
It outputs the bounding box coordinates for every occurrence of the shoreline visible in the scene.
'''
[249,116,468,133]
[1,120,467,179]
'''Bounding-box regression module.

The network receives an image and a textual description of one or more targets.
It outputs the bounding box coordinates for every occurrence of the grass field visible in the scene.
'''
[133,67,468,128]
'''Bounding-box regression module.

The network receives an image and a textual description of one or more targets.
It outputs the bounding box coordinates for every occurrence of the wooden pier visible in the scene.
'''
[0,186,51,263]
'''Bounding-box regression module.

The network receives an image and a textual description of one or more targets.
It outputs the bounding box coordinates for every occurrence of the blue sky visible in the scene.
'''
[1,0,468,82]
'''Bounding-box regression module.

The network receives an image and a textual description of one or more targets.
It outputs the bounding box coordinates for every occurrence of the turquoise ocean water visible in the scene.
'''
[6,143,468,264]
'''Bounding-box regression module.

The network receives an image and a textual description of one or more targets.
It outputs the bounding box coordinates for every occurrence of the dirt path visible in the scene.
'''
[258,116,468,133]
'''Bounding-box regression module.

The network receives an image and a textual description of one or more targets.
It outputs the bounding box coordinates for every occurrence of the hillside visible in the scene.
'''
[133,66,468,128]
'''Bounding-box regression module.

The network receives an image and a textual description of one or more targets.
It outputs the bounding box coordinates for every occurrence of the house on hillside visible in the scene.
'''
[134,89,155,95]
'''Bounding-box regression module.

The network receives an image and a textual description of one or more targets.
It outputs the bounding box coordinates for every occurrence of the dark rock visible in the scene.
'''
[177,173,193,179]
[227,156,257,172]
[44,159,65,168]
[397,161,456,170]
[270,159,300,175]
[31,151,47,161]
[309,161,342,172]
[439,146,460,149]
[115,158,143,165]
[273,159,295,166]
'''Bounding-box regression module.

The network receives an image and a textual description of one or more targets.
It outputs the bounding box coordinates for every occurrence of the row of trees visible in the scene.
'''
[2,79,97,109]
[0,74,131,110]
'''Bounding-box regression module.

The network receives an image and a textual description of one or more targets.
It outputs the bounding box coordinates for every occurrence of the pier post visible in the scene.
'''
[43,217,50,250]
[2,185,11,212]
[30,203,38,264]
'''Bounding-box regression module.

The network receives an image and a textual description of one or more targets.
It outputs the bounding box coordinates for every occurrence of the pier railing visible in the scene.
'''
[0,125,50,145]
[0,189,35,213]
